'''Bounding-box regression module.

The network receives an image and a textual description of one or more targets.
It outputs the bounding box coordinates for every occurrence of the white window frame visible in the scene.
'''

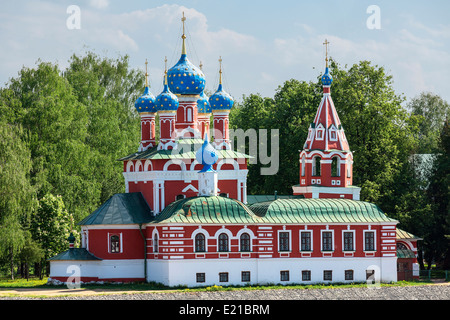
[329,125,338,141]
[300,230,313,252]
[321,229,334,252]
[108,232,123,254]
[342,230,356,252]
[363,229,377,252]
[316,124,325,140]
[278,229,292,252]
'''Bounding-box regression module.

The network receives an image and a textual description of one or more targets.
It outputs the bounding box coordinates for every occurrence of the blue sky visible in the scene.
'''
[1,0,449,104]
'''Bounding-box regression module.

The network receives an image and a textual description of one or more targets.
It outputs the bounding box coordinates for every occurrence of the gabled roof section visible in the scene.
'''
[78,192,153,226]
[118,138,251,161]
[397,228,422,240]
[48,248,101,261]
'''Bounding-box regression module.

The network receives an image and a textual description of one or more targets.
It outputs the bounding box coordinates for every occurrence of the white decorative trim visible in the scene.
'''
[182,184,198,193]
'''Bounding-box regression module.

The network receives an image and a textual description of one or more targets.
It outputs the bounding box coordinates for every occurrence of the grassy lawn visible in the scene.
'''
[0,276,434,292]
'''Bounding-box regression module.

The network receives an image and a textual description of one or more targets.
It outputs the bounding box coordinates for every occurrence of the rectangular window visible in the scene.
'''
[301,231,312,251]
[345,270,354,281]
[280,271,289,281]
[241,271,251,282]
[302,270,311,281]
[322,231,333,251]
[323,270,332,281]
[279,232,290,252]
[365,231,375,251]
[219,272,229,283]
[110,234,120,253]
[196,273,205,283]
[343,232,354,251]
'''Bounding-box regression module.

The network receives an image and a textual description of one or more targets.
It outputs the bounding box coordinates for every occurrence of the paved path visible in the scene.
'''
[0,282,448,300]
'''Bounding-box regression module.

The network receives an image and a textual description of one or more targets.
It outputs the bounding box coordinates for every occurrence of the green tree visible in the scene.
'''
[64,52,142,205]
[31,193,76,277]
[425,120,450,268]
[408,92,449,154]
[18,231,44,280]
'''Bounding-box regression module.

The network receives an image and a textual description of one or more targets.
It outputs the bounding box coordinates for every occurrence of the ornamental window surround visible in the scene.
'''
[364,231,376,251]
[240,233,251,252]
[218,233,229,252]
[343,231,354,251]
[331,156,340,177]
[153,233,159,253]
[278,231,290,252]
[110,234,120,253]
[321,230,333,251]
[195,233,206,252]
[300,231,312,251]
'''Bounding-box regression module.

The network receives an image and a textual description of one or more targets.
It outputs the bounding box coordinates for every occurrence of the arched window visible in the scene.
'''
[301,156,306,177]
[331,157,340,177]
[312,156,321,176]
[397,243,409,250]
[153,233,159,253]
[218,233,229,252]
[187,107,192,122]
[195,233,206,252]
[110,235,120,253]
[240,233,251,252]
[176,194,185,201]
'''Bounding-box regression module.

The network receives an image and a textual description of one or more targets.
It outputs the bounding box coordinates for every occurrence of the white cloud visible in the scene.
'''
[89,0,109,9]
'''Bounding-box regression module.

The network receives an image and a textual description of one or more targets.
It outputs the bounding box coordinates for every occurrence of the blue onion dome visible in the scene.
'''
[135,86,157,113]
[167,54,206,95]
[135,60,156,113]
[321,66,333,86]
[209,57,234,110]
[197,90,211,114]
[155,74,179,112]
[209,82,234,111]
[196,133,219,172]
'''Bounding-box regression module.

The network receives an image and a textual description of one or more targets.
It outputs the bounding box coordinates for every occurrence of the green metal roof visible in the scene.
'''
[151,197,397,225]
[78,193,153,225]
[118,138,251,161]
[397,249,416,259]
[48,248,101,261]
[151,196,263,224]
[246,194,304,205]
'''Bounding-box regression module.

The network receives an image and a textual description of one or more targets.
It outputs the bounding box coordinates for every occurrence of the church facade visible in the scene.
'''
[48,15,420,287]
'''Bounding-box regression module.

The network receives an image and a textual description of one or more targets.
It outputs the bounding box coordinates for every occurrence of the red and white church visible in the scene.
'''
[48,16,420,287]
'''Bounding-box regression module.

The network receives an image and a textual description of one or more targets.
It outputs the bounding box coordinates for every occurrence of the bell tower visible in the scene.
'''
[292,40,360,200]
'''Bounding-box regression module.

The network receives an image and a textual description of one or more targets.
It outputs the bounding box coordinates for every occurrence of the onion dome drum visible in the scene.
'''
[155,76,179,112]
[321,66,333,86]
[209,83,234,110]
[134,86,157,113]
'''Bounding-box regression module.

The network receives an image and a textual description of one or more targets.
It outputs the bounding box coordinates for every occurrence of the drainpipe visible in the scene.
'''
[139,224,147,282]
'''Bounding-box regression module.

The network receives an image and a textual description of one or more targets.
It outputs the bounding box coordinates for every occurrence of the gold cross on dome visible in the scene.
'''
[218,56,223,84]
[145,59,149,87]
[181,12,186,37]
[164,56,168,73]
[323,39,330,67]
